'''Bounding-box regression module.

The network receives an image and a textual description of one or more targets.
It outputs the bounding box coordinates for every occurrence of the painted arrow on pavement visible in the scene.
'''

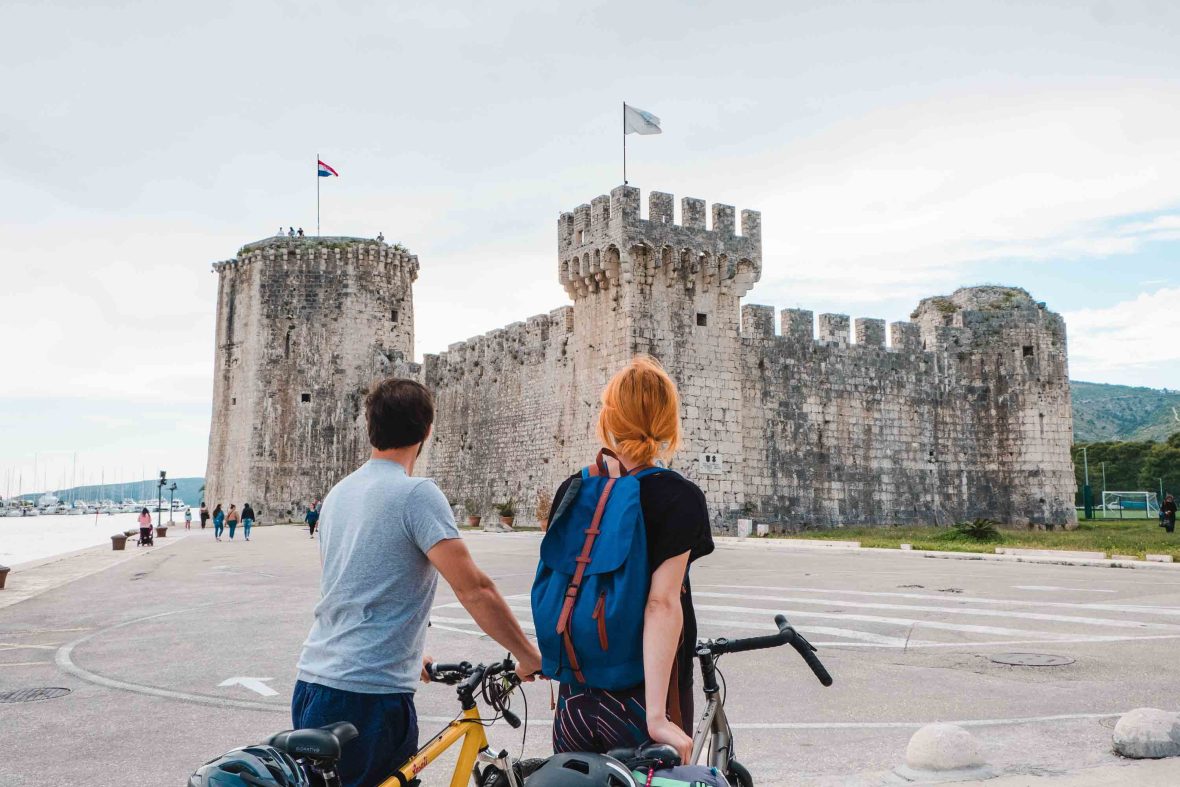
[219,676,278,697]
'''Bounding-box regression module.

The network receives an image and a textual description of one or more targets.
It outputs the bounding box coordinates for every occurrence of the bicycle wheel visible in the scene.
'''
[479,757,547,786]
[727,759,753,787]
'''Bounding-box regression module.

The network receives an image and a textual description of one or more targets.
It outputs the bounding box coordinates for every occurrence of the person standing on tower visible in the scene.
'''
[297,227,305,238]
[288,226,295,238]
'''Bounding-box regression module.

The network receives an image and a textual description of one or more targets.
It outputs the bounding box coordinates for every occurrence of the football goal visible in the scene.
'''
[1100,491,1161,519]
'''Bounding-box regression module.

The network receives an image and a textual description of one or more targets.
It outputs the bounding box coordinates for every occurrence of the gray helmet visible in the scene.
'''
[188,745,309,787]
[526,752,639,787]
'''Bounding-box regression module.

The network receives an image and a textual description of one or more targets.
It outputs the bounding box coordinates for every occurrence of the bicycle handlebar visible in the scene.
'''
[699,614,833,687]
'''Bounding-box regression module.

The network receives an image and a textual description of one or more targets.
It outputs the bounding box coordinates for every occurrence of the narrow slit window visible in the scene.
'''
[1022,345,1034,357]
[391,309,399,324]
[301,392,311,403]
[696,313,708,327]
[231,397,236,405]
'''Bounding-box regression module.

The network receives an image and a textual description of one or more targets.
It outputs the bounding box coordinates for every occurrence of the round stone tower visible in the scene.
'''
[205,236,418,520]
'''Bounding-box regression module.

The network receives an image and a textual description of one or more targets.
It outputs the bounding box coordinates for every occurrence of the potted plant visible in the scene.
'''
[495,498,516,528]
[0,564,9,589]
[110,534,127,551]
[463,499,482,528]
[156,523,168,537]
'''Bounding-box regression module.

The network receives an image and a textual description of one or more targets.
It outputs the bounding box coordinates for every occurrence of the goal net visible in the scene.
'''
[1100,491,1161,519]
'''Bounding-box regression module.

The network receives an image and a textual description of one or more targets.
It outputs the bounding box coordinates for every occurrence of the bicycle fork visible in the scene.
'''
[690,655,735,770]
[477,748,523,787]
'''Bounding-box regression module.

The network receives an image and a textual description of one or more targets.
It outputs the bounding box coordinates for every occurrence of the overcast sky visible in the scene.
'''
[2,0,1179,496]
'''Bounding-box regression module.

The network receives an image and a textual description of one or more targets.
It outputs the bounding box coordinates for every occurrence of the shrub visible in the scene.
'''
[495,498,516,518]
[952,518,1002,542]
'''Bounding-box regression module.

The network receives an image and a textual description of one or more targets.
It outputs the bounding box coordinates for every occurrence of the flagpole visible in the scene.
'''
[316,152,320,237]
[622,102,627,185]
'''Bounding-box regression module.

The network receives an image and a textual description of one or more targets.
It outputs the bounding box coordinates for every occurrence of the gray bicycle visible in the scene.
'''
[687,614,833,786]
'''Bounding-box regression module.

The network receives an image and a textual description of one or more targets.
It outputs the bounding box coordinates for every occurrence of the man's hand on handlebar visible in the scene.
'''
[646,715,692,765]
[514,643,543,682]
[420,655,433,683]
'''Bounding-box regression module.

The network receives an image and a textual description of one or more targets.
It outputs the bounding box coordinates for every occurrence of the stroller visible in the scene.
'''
[137,526,154,547]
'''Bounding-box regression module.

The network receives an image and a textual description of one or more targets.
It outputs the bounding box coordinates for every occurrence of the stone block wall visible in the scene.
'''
[206,188,1077,532]
[205,237,417,521]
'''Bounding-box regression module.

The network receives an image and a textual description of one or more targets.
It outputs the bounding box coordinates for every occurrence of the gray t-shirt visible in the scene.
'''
[296,459,460,694]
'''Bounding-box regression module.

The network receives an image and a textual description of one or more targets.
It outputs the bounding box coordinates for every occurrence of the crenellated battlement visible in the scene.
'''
[424,306,575,385]
[558,185,761,299]
[211,236,419,283]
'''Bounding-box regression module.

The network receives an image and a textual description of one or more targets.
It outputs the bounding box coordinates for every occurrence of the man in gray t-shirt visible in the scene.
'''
[292,378,540,787]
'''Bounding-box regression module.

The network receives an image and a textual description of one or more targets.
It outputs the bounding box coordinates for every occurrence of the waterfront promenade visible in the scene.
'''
[3,526,1180,784]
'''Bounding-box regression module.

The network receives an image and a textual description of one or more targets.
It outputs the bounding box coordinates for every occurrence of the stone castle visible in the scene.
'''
[205,185,1077,530]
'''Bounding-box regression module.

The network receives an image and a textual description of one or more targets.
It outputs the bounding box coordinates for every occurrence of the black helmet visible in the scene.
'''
[526,753,639,787]
[188,745,309,786]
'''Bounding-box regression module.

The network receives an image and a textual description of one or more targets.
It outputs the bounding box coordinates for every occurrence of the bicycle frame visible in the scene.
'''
[688,649,734,770]
[376,702,520,787]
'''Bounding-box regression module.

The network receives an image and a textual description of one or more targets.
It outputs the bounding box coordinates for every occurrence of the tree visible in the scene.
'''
[1139,432,1180,497]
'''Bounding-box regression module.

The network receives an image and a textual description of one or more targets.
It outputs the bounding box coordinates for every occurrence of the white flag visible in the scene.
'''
[624,103,662,135]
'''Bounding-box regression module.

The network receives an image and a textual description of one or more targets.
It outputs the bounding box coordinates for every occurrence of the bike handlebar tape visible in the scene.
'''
[795,641,834,686]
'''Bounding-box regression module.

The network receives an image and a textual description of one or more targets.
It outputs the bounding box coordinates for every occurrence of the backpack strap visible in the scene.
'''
[555,459,618,684]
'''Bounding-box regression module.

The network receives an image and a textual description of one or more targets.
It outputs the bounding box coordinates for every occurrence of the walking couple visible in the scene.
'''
[292,356,712,787]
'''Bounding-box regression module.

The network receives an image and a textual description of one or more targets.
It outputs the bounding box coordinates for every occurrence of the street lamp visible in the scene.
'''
[157,471,167,528]
[168,482,177,523]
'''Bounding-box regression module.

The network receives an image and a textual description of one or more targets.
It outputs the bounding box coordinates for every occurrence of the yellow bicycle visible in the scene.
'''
[265,657,542,787]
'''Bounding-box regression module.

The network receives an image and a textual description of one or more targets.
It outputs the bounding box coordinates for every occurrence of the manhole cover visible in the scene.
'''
[989,653,1075,667]
[0,687,72,703]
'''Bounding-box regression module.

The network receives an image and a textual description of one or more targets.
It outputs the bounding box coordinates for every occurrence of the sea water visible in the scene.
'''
[0,511,192,567]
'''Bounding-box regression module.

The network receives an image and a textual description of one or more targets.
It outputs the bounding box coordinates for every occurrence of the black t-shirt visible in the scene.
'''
[549,469,714,714]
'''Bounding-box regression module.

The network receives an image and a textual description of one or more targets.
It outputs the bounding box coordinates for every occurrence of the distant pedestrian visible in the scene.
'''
[184,507,192,530]
[277,226,284,237]
[297,227,305,238]
[137,507,153,546]
[200,502,209,530]
[212,504,225,541]
[1164,495,1177,534]
[226,504,240,540]
[242,502,255,541]
[305,500,320,538]
[288,226,296,238]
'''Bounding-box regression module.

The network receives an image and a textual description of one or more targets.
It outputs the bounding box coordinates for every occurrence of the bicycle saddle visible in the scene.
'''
[606,743,680,769]
[267,722,359,761]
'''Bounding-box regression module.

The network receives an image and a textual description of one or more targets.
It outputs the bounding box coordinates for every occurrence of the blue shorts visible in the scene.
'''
[291,680,417,787]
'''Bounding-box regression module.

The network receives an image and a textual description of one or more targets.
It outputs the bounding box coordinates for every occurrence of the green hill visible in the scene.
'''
[14,477,205,507]
[1071,381,1180,443]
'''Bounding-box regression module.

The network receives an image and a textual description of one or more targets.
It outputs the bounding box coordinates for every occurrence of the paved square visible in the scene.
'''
[3,527,1180,785]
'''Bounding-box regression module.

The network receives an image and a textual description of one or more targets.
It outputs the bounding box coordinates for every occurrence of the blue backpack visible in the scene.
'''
[531,450,673,689]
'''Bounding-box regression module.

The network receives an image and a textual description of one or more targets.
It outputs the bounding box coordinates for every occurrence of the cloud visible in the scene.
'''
[1065,287,1180,388]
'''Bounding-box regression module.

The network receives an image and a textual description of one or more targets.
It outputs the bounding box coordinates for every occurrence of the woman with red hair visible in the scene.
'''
[545,355,713,763]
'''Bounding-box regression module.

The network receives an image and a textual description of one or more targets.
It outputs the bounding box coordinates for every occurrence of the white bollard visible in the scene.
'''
[894,723,992,782]
[1113,708,1180,759]
[756,523,769,537]
[736,518,752,540]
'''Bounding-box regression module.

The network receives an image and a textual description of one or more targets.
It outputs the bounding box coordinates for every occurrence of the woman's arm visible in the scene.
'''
[643,550,692,762]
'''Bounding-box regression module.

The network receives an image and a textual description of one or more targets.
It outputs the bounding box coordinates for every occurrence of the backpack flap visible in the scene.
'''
[539,472,643,576]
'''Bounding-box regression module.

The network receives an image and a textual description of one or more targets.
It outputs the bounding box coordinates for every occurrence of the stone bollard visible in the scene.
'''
[737,518,752,539]
[111,534,128,551]
[1113,708,1180,759]
[756,523,770,537]
[894,723,993,782]
[0,564,9,589]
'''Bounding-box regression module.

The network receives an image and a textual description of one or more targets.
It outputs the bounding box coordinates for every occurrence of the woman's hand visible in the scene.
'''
[646,715,693,765]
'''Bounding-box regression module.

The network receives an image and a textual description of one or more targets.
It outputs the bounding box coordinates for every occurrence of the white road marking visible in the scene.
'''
[693,591,1180,630]
[219,676,278,697]
[699,584,1180,616]
[0,661,52,667]
[1014,585,1116,593]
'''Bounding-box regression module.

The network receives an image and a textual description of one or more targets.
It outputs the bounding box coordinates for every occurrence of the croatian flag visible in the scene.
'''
[318,159,339,177]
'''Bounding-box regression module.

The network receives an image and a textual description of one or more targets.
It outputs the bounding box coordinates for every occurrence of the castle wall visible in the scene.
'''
[207,188,1077,531]
[739,287,1076,527]
[205,238,417,520]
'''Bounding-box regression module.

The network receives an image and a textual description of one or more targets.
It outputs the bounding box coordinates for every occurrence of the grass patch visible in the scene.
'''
[780,518,1179,560]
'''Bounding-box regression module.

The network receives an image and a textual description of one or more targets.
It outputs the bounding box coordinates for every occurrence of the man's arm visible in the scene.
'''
[427,538,542,679]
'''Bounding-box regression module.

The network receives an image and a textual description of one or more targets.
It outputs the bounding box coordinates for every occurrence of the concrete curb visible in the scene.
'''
[715,537,1180,570]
